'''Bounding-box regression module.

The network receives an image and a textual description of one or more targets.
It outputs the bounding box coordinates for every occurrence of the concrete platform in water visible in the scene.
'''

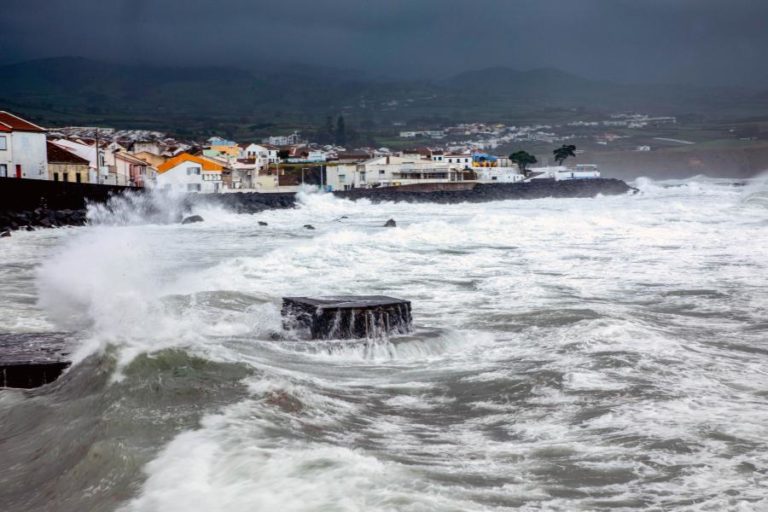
[0,333,71,388]
[282,296,412,340]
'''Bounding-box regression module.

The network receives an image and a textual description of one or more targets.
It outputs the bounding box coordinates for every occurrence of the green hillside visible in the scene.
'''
[2,57,767,140]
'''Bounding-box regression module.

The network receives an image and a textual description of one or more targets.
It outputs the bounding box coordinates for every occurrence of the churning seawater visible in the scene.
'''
[1,177,768,511]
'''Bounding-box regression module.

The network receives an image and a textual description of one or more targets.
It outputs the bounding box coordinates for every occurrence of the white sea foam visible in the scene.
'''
[1,177,766,510]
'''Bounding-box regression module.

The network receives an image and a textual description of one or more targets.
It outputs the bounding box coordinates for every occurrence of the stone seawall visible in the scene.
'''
[200,178,633,212]
[334,178,633,204]
[0,177,137,232]
[1,177,633,233]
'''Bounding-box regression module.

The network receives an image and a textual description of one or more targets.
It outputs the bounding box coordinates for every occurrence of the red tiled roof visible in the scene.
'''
[0,111,46,133]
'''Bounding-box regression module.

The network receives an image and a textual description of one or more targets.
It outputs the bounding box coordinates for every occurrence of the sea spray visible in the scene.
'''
[1,177,766,510]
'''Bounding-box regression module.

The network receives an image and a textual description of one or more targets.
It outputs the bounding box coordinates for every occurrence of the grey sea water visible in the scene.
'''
[1,177,767,511]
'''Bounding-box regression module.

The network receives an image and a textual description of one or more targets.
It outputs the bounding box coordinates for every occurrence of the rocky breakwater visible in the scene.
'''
[189,191,297,213]
[0,177,132,235]
[335,178,634,204]
[195,178,633,215]
[0,207,87,235]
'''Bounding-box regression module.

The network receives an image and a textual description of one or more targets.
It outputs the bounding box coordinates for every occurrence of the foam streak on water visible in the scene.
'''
[1,177,768,511]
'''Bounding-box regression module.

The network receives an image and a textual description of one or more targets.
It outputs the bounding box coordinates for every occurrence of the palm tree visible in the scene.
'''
[553,144,577,166]
[509,151,538,176]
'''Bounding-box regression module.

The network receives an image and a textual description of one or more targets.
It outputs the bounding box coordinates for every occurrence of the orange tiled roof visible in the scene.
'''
[156,153,224,174]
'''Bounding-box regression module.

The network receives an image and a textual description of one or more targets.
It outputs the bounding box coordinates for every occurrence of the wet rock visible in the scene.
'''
[0,230,10,238]
[282,295,412,340]
[303,224,315,230]
[0,332,71,388]
[258,221,268,226]
[25,226,34,231]
[384,218,397,227]
[181,215,204,224]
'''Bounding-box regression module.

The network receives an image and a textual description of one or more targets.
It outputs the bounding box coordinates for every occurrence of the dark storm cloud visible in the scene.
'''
[2,0,768,85]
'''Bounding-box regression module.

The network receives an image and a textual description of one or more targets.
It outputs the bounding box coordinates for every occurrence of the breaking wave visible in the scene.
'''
[1,176,766,511]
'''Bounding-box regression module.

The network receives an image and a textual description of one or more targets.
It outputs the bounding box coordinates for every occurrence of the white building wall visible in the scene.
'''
[0,132,47,179]
[15,132,48,179]
[324,164,357,191]
[156,163,222,193]
[554,169,600,181]
[0,133,13,177]
[529,166,600,181]
[476,167,525,183]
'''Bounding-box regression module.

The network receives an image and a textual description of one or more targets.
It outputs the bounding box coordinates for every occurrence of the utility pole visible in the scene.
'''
[94,128,100,185]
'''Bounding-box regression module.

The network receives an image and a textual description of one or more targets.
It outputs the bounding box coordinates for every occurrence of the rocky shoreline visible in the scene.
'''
[1,178,633,235]
[197,178,634,212]
[0,207,87,235]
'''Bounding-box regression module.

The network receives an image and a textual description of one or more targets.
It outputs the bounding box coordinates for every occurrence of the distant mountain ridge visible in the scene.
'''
[0,57,763,138]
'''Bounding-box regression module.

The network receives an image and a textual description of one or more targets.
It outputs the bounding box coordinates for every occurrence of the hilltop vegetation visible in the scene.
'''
[2,57,768,142]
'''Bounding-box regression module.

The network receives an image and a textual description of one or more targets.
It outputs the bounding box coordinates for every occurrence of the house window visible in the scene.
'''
[76,173,82,183]
[187,183,201,192]
[53,172,59,181]
[63,173,69,182]
[339,174,346,183]
[379,170,385,175]
[187,166,201,175]
[0,136,6,150]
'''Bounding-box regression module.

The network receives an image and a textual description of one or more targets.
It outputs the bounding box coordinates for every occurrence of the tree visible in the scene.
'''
[335,115,347,147]
[553,144,577,166]
[322,115,334,144]
[509,150,538,175]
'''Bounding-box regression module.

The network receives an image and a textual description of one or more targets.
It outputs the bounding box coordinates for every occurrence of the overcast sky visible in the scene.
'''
[2,0,768,86]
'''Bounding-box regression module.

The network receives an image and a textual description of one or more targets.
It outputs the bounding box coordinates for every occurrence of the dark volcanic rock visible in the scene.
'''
[335,178,633,205]
[181,215,204,224]
[282,296,412,340]
[384,218,397,227]
[0,332,71,388]
[258,221,268,226]
[0,230,10,238]
[303,224,316,230]
[0,177,633,233]
[195,178,631,214]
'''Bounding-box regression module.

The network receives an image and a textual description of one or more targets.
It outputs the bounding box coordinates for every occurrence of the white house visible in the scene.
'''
[132,140,165,156]
[432,152,472,169]
[325,155,464,190]
[529,165,601,181]
[155,153,224,193]
[0,111,48,180]
[242,142,280,172]
[475,168,525,183]
[263,132,301,146]
[52,138,109,184]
